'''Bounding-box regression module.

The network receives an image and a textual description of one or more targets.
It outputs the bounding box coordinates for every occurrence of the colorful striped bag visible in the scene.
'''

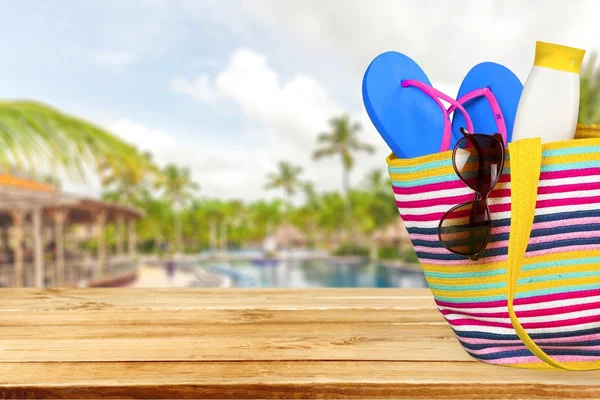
[387,124,600,370]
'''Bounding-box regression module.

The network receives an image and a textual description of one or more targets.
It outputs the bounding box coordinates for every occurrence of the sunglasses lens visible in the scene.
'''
[439,201,491,256]
[454,134,504,193]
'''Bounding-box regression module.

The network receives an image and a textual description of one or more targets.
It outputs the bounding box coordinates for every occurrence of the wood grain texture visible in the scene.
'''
[0,288,596,399]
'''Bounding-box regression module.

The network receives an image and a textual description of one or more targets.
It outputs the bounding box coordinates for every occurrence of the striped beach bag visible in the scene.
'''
[387,124,600,370]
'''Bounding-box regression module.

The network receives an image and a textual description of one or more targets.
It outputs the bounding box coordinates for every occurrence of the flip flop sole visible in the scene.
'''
[362,51,446,159]
[452,62,523,146]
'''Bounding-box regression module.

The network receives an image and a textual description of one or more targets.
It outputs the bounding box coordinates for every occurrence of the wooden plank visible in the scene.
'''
[0,308,445,328]
[0,336,467,363]
[0,321,460,362]
[3,288,592,399]
[1,361,598,399]
[0,288,436,311]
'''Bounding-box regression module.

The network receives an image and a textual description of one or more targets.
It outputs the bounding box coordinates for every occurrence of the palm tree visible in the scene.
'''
[100,151,159,207]
[0,100,147,181]
[252,199,283,230]
[199,199,228,252]
[316,191,346,246]
[264,161,304,212]
[135,188,172,251]
[298,181,321,245]
[364,168,387,194]
[301,181,320,210]
[312,114,375,235]
[579,52,600,125]
[361,168,399,230]
[158,164,200,253]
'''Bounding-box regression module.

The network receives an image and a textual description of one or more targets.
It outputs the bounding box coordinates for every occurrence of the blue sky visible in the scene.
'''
[1,0,599,200]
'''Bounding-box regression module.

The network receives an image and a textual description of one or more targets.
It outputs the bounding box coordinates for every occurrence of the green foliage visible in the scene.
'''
[0,100,152,182]
[313,115,376,232]
[80,239,98,253]
[0,99,404,256]
[334,243,369,257]
[138,239,158,254]
[158,164,200,206]
[579,52,600,125]
[265,161,304,211]
[403,247,419,263]
[89,110,400,254]
[39,174,62,189]
[102,165,402,254]
[349,169,399,234]
[378,246,401,260]
[100,151,158,207]
[157,163,200,252]
[313,115,375,172]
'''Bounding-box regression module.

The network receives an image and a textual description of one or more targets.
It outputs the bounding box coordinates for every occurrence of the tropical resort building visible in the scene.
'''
[0,171,142,288]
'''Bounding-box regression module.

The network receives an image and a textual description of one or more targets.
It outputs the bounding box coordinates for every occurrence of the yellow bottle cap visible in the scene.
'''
[534,41,586,74]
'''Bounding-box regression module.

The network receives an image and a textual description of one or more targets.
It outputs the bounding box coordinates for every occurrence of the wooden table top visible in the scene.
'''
[1,288,598,399]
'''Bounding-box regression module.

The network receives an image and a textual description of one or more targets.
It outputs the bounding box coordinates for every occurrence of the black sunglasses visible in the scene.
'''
[437,128,505,261]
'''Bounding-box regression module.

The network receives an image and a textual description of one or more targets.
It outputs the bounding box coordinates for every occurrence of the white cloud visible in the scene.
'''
[29,0,600,205]
[108,119,179,159]
[92,50,136,66]
[171,48,391,201]
[101,118,273,201]
[240,0,600,86]
[215,49,343,149]
[169,75,222,105]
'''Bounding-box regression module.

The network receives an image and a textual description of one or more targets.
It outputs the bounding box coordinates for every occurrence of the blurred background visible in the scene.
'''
[0,0,598,289]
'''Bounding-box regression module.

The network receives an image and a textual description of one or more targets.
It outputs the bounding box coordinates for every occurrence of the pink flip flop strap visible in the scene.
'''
[401,80,507,152]
[450,87,507,144]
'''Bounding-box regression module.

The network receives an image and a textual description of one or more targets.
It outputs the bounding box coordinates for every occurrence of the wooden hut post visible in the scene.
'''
[2,226,9,256]
[116,214,124,257]
[32,207,44,288]
[127,218,136,258]
[95,210,107,277]
[52,209,68,286]
[9,209,25,287]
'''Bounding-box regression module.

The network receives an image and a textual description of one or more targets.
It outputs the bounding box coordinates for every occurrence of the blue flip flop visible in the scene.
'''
[451,62,523,146]
[362,51,447,159]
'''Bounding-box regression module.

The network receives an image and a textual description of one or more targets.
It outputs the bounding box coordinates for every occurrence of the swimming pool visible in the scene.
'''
[200,259,428,288]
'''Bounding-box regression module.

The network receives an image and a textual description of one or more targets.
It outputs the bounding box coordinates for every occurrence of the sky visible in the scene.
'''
[1,0,599,203]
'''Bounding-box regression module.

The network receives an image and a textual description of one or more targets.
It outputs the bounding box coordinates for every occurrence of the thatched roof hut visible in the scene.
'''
[274,224,307,248]
[0,173,143,288]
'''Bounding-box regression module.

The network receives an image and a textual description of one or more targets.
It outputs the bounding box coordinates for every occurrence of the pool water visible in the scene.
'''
[201,260,428,288]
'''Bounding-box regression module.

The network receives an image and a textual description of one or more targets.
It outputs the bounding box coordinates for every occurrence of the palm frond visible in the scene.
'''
[316,132,333,143]
[264,161,304,203]
[353,141,375,153]
[312,147,336,160]
[0,100,149,182]
[157,163,201,207]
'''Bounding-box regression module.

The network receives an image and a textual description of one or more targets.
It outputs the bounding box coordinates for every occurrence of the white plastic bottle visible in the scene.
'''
[511,41,586,143]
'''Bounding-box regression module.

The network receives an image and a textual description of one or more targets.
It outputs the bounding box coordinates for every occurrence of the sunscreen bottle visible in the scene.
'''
[511,41,585,143]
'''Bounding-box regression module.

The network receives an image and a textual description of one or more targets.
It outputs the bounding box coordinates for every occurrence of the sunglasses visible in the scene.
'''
[437,128,506,261]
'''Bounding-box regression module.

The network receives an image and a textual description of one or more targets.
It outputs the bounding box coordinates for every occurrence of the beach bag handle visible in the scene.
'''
[507,137,600,371]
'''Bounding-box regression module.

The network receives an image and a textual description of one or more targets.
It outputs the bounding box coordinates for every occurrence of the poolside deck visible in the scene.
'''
[0,288,594,399]
[129,266,199,288]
